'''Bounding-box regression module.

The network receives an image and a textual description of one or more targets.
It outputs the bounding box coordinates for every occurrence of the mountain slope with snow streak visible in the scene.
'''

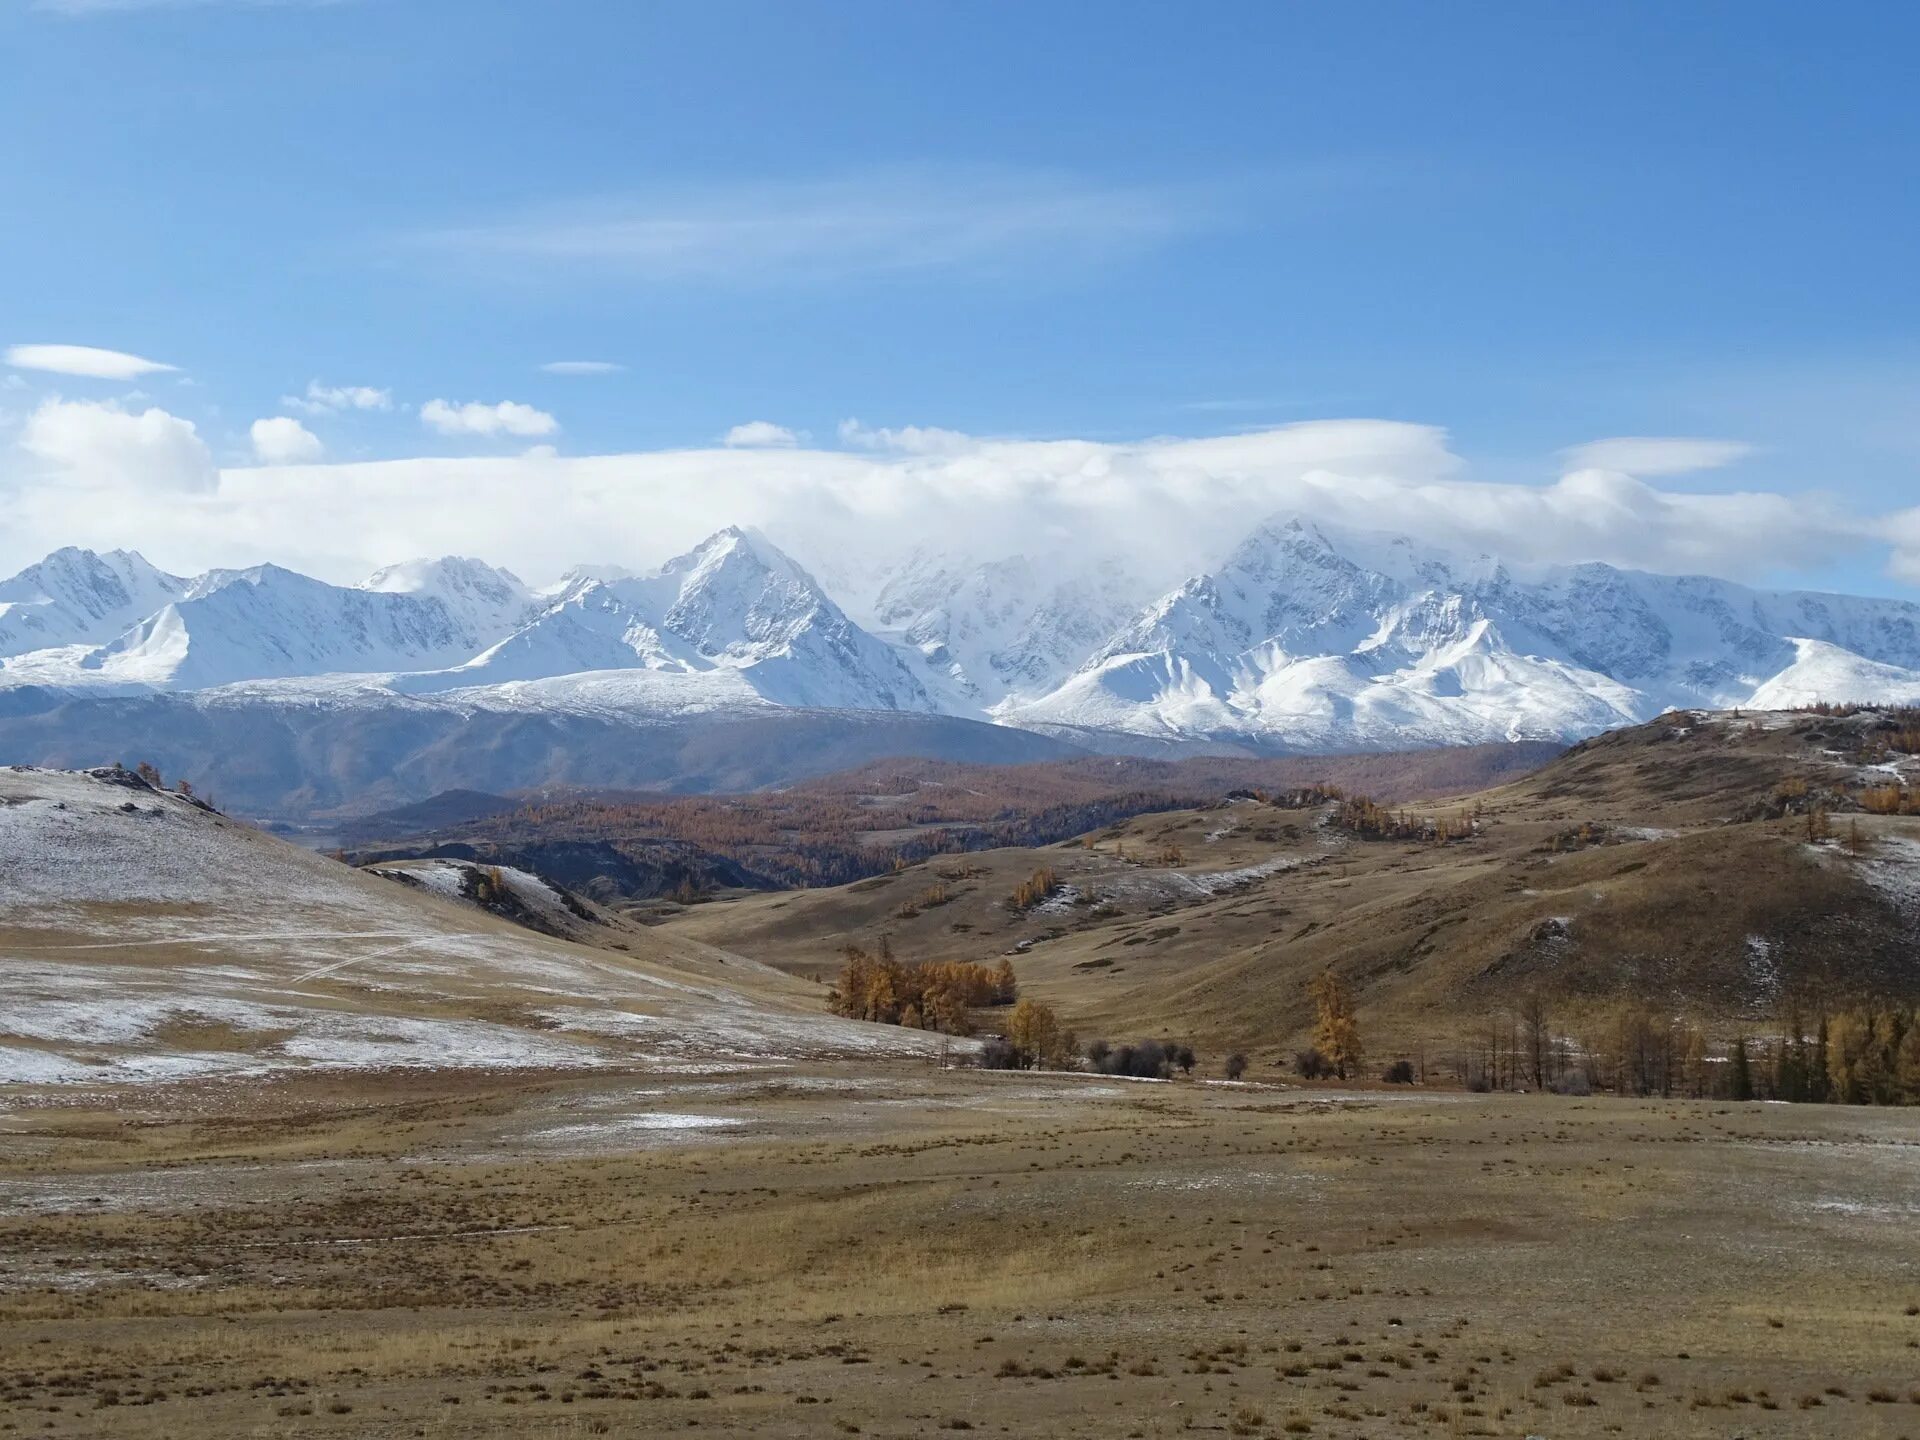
[872,547,1153,713]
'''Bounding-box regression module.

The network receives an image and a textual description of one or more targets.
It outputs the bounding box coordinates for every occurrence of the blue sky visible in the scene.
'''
[2,0,1917,592]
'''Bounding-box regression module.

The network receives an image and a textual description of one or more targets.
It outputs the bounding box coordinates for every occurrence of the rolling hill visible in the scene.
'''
[0,764,947,1089]
[658,707,1920,1060]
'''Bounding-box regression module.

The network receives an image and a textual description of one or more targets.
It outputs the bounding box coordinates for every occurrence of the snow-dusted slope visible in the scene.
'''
[872,548,1151,713]
[69,564,501,688]
[1748,639,1920,709]
[0,765,947,1086]
[1003,518,1920,749]
[0,548,186,658]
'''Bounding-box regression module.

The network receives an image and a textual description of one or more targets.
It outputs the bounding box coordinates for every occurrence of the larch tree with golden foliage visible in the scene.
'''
[1309,970,1363,1080]
[1007,997,1075,1070]
[1898,1017,1920,1103]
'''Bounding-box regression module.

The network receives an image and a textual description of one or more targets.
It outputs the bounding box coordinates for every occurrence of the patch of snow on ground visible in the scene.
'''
[1031,884,1081,916]
[1123,1168,1321,1194]
[534,1112,740,1142]
[1856,835,1920,913]
[1098,852,1306,907]
[539,1004,960,1063]
[0,1047,98,1084]
[0,983,602,1084]
[1744,935,1782,1005]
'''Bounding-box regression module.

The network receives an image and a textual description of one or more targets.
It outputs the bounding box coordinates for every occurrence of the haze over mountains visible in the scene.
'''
[2,518,1918,816]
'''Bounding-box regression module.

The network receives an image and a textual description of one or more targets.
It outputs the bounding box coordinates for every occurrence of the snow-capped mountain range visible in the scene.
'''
[998,518,1920,747]
[3,520,1918,760]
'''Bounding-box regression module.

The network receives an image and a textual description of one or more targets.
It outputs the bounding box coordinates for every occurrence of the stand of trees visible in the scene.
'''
[1007,866,1061,911]
[1426,994,1920,1106]
[828,941,1017,1035]
[975,998,1077,1070]
[1765,1007,1920,1105]
[1330,794,1477,845]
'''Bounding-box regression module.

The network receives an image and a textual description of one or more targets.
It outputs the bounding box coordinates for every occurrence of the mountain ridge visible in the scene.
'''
[2,520,1917,781]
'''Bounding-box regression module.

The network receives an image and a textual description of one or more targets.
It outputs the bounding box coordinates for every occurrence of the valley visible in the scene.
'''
[4,708,1920,1438]
[10,9,1919,1435]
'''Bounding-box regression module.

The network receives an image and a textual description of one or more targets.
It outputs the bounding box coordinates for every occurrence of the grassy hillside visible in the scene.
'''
[661,709,1920,1070]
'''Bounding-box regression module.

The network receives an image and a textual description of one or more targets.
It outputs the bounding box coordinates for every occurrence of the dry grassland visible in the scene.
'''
[4,1064,1919,1438]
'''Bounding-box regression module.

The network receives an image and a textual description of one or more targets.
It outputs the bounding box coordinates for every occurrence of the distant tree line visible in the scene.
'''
[1743,1006,1920,1105]
[354,745,1556,894]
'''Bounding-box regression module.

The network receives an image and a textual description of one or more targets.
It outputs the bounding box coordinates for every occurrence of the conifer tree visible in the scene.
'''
[1729,1037,1753,1101]
[1008,998,1071,1069]
[1683,1027,1708,1099]
[1896,1011,1920,1103]
[1809,1015,1833,1104]
[1309,971,1363,1081]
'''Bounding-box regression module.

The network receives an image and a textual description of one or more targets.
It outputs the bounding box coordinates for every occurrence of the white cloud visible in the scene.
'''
[1560,436,1756,477]
[1883,509,1920,586]
[420,399,558,439]
[1,416,1909,599]
[837,417,975,455]
[16,397,214,492]
[540,360,625,376]
[5,344,178,381]
[282,380,392,415]
[410,166,1222,284]
[723,420,799,448]
[249,415,324,464]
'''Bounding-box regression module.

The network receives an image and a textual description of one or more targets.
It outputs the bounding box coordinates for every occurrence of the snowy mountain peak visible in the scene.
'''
[657,527,836,657]
[663,526,813,594]
[0,546,188,658]
[387,529,936,713]
[1231,514,1503,591]
[0,546,182,609]
[360,556,536,641]
[545,562,637,597]
[79,561,504,690]
[362,555,526,598]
